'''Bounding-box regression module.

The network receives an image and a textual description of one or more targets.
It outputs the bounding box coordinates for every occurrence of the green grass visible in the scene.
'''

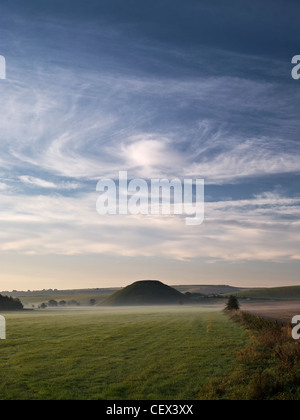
[0,306,248,400]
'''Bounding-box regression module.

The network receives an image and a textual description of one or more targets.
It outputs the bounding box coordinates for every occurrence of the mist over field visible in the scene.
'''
[0,305,247,400]
[1,280,300,400]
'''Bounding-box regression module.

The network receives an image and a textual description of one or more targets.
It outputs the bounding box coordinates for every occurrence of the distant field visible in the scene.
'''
[1,284,249,307]
[0,307,248,400]
[223,285,300,301]
[174,285,246,295]
[241,301,300,324]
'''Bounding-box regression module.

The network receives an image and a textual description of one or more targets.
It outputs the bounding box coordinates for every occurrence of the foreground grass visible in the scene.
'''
[0,306,247,400]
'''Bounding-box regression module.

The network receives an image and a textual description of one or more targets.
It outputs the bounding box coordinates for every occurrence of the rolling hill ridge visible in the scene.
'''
[103,280,189,306]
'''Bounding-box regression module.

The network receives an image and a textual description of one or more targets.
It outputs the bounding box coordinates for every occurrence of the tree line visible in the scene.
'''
[39,299,97,309]
[0,295,23,311]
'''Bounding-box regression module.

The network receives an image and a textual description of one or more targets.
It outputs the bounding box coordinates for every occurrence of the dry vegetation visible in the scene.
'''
[199,311,300,400]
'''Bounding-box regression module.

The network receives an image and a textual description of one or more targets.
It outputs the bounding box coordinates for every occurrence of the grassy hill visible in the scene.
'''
[222,285,300,301]
[1,284,251,307]
[174,285,247,295]
[6,284,299,307]
[103,280,189,306]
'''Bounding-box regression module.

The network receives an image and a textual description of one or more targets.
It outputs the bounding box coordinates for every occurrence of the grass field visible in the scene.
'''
[0,306,248,400]
[223,286,300,301]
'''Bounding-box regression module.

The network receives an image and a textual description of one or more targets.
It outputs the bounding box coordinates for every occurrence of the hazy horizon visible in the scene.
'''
[1,0,300,291]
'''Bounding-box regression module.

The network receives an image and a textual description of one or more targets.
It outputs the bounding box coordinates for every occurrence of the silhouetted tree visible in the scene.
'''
[226,295,240,311]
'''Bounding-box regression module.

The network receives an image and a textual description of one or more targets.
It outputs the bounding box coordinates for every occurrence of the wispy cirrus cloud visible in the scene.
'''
[19,176,80,190]
[1,188,299,263]
[1,66,300,185]
[1,0,300,289]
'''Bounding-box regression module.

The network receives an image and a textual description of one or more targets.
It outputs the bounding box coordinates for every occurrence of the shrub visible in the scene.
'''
[226,295,240,311]
[200,311,300,400]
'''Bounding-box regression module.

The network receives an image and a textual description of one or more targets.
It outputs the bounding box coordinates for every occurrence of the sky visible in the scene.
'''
[0,0,300,291]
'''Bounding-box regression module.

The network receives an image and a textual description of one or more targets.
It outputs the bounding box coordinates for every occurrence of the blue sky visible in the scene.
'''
[1,0,300,290]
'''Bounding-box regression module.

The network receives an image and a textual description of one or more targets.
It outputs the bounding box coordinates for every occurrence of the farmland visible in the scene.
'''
[0,306,247,400]
[223,286,300,301]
